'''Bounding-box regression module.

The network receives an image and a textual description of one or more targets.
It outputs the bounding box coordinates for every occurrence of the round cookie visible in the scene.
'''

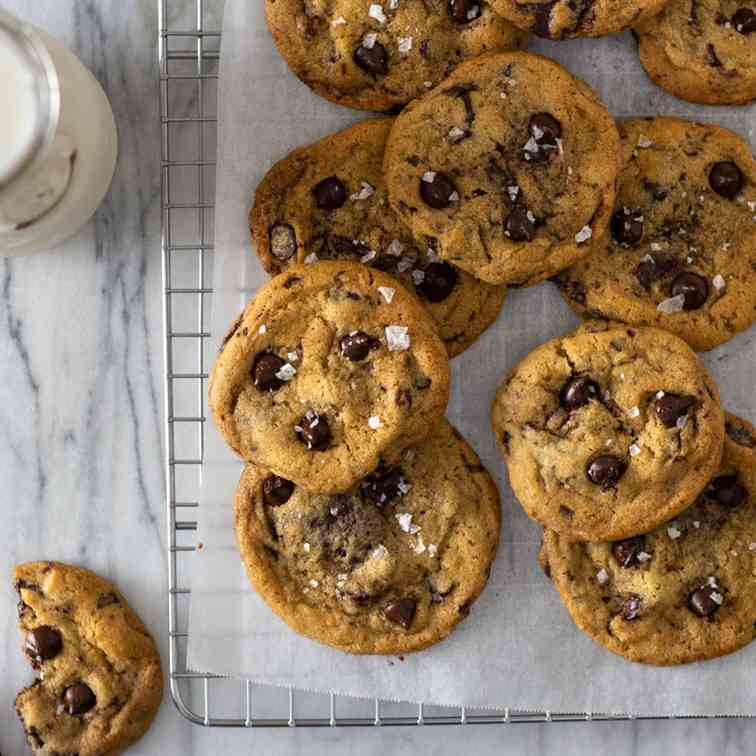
[13,561,163,756]
[234,418,501,654]
[383,51,621,286]
[634,0,756,105]
[251,118,506,357]
[491,321,725,541]
[540,413,756,666]
[490,0,669,38]
[209,261,450,494]
[553,118,756,352]
[265,0,527,112]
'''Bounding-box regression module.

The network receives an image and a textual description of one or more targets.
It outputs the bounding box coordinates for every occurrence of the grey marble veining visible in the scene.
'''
[0,1,754,755]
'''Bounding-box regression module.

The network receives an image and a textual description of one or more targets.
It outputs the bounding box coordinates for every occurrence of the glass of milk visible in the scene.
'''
[0,9,118,256]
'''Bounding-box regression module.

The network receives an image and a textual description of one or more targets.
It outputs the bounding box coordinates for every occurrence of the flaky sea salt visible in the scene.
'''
[657,294,686,313]
[713,274,726,290]
[372,544,388,558]
[667,525,682,540]
[575,226,592,244]
[350,181,375,201]
[332,15,346,26]
[596,568,610,585]
[258,324,267,334]
[448,191,460,202]
[389,0,399,7]
[360,248,377,263]
[629,406,640,417]
[378,286,395,303]
[275,363,296,381]
[309,579,319,588]
[287,351,298,363]
[507,185,520,202]
[449,126,466,140]
[422,171,437,183]
[304,252,318,264]
[368,3,387,23]
[411,269,425,285]
[303,542,311,553]
[676,415,688,430]
[398,36,413,53]
[368,415,383,430]
[396,512,420,534]
[428,544,438,556]
[637,134,653,148]
[749,542,756,551]
[629,443,642,457]
[385,325,410,351]
[362,32,378,49]
[693,521,701,529]
[711,591,724,606]
[397,257,414,273]
[387,239,403,257]
[637,551,652,563]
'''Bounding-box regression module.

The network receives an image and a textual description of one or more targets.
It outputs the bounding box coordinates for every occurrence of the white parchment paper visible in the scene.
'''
[187,0,756,715]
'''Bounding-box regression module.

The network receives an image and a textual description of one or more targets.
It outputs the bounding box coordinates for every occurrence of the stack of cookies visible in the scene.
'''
[208,1,756,662]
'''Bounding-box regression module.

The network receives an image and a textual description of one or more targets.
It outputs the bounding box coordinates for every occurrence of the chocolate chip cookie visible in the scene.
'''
[635,0,756,105]
[554,118,756,352]
[491,321,725,541]
[383,51,621,286]
[490,0,669,38]
[540,413,756,665]
[14,561,162,756]
[265,0,527,112]
[209,261,450,493]
[234,418,501,654]
[251,118,506,357]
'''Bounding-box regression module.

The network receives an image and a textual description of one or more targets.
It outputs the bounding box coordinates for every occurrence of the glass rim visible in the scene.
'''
[0,9,61,191]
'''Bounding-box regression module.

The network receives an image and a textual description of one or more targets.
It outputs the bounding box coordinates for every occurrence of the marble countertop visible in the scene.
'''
[0,1,753,754]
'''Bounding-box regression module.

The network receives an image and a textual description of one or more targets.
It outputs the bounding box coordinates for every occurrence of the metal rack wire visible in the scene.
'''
[158,0,725,729]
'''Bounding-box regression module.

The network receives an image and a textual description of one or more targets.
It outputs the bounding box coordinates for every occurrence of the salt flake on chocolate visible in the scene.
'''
[368,4,387,23]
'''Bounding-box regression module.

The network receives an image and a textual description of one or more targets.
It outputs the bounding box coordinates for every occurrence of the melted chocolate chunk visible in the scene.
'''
[96,592,120,609]
[505,207,536,241]
[706,475,746,507]
[560,375,600,411]
[449,0,482,23]
[25,626,63,666]
[360,466,406,508]
[670,272,709,310]
[709,161,743,198]
[655,393,695,428]
[263,475,295,507]
[531,1,557,37]
[643,181,668,201]
[354,42,389,76]
[689,582,722,617]
[340,331,379,361]
[634,254,680,288]
[619,594,643,621]
[445,83,478,123]
[269,224,296,261]
[252,352,286,392]
[612,536,647,568]
[420,172,458,209]
[726,420,756,447]
[295,412,331,451]
[733,7,756,33]
[62,683,97,716]
[417,261,458,302]
[586,455,626,489]
[313,176,347,210]
[610,207,644,246]
[524,112,561,162]
[384,598,417,629]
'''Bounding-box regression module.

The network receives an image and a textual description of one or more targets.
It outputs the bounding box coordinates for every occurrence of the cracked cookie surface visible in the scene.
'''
[490,0,668,38]
[234,418,501,654]
[209,260,450,494]
[14,561,162,756]
[265,0,527,112]
[491,321,725,541]
[250,118,506,357]
[554,118,756,352]
[383,52,620,286]
[635,0,756,105]
[540,413,756,665]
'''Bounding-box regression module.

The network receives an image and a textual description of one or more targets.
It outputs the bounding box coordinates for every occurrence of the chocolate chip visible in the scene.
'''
[586,455,626,489]
[529,113,561,145]
[340,331,379,361]
[295,411,331,451]
[416,262,458,303]
[25,626,62,666]
[688,583,722,617]
[706,43,723,67]
[313,176,347,210]
[263,475,295,507]
[655,393,695,428]
[706,475,746,507]
[726,420,756,447]
[449,0,481,23]
[26,726,44,748]
[610,207,644,246]
[612,536,647,568]
[671,271,708,310]
[643,180,668,201]
[96,592,120,609]
[354,42,389,76]
[733,7,756,33]
[17,600,33,619]
[384,598,416,629]
[420,172,457,209]
[62,683,96,715]
[619,594,643,620]
[360,466,406,508]
[445,83,478,124]
[269,224,296,261]
[560,375,600,411]
[532,1,556,37]
[709,161,743,198]
[505,206,536,241]
[634,253,680,288]
[252,352,286,392]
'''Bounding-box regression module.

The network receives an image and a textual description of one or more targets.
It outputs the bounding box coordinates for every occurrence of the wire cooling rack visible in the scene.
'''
[158,0,724,729]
